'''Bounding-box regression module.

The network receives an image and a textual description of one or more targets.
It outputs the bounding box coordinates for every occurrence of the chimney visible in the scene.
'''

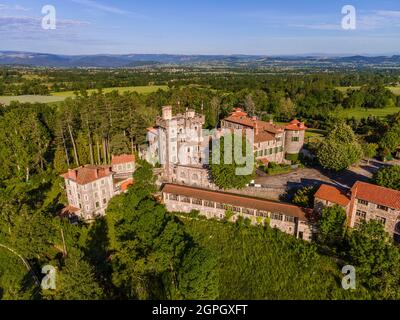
[95,169,99,179]
[254,121,259,135]
[162,106,173,120]
[269,118,274,125]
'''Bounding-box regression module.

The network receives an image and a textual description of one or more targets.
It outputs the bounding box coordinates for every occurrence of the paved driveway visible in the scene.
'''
[255,159,392,190]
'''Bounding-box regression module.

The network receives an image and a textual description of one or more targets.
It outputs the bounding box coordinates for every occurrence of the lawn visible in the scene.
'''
[52,85,169,97]
[180,217,362,299]
[0,95,66,105]
[337,107,400,120]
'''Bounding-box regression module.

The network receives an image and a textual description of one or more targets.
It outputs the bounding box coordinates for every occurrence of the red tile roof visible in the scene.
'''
[111,154,135,165]
[60,205,80,218]
[224,115,283,134]
[121,178,134,192]
[61,205,80,214]
[351,181,400,211]
[229,108,248,117]
[61,165,112,185]
[147,127,158,133]
[285,119,307,131]
[315,184,351,207]
[162,184,309,220]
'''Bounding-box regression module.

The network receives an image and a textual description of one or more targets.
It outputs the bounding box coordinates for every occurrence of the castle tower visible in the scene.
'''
[162,106,173,120]
[284,119,307,161]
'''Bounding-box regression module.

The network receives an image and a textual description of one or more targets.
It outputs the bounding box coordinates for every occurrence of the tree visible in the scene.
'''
[176,247,218,299]
[210,134,255,189]
[362,143,378,163]
[317,123,362,171]
[379,123,400,156]
[279,97,296,120]
[48,249,104,300]
[373,165,400,190]
[318,205,347,247]
[110,133,131,156]
[348,220,400,299]
[106,160,217,299]
[292,186,317,208]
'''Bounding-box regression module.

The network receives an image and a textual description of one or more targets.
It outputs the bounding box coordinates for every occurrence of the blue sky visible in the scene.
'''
[1,0,400,55]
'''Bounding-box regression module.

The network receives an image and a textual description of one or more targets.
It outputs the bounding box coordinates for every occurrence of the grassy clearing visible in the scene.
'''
[0,85,169,106]
[51,85,169,97]
[180,217,353,299]
[306,128,326,138]
[0,95,66,105]
[337,107,400,120]
[337,86,400,95]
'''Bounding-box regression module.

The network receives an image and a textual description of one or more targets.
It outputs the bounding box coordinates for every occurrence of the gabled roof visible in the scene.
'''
[162,183,309,220]
[315,184,351,207]
[351,181,400,211]
[112,154,135,165]
[61,165,112,185]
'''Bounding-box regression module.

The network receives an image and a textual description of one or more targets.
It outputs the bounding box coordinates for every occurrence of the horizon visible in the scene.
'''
[2,50,400,57]
[1,0,400,55]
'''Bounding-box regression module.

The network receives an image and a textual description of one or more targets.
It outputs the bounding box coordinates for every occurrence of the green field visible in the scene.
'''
[337,86,400,95]
[52,85,169,97]
[0,85,169,105]
[337,107,400,120]
[0,95,66,105]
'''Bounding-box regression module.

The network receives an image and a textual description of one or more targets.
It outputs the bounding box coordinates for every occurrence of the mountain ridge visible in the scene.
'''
[1,51,400,68]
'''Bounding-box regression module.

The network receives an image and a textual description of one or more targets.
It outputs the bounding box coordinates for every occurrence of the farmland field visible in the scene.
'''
[51,85,169,97]
[337,86,400,95]
[0,95,65,105]
[0,85,169,105]
[337,107,400,120]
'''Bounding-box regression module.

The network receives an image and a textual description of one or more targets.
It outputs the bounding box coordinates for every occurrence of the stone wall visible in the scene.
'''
[163,192,314,241]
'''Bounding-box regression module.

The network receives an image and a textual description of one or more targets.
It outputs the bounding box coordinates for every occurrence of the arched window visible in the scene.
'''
[192,174,199,181]
[395,221,400,234]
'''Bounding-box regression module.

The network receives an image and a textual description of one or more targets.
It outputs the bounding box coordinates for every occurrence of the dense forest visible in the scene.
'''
[1,68,400,300]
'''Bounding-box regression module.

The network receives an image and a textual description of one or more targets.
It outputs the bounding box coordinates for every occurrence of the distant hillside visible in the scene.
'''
[1,51,400,68]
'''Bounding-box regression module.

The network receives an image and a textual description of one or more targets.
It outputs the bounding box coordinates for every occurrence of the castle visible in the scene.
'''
[146,106,307,188]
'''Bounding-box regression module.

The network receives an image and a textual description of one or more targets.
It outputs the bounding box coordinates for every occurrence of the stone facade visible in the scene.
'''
[221,109,307,164]
[62,166,115,220]
[61,155,136,221]
[315,181,400,243]
[111,154,135,179]
[162,184,316,241]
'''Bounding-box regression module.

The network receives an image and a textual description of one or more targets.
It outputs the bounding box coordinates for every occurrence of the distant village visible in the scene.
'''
[60,106,400,243]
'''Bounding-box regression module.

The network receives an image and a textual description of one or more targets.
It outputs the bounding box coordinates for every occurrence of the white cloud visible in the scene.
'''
[289,23,341,31]
[71,0,128,14]
[0,15,89,34]
[0,4,29,11]
[376,10,400,18]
